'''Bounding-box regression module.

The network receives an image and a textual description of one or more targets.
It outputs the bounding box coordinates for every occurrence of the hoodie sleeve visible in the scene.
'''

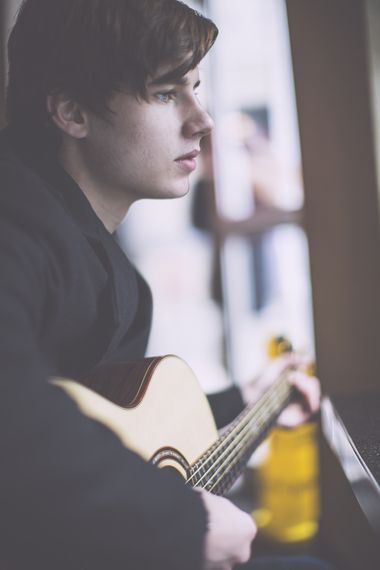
[0,172,207,570]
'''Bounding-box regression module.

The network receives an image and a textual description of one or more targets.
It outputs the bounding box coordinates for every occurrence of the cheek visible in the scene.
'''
[129,127,173,167]
[93,111,178,178]
[134,109,178,152]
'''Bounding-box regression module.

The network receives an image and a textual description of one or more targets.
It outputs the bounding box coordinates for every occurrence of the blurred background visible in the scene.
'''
[121,0,313,393]
[2,1,380,568]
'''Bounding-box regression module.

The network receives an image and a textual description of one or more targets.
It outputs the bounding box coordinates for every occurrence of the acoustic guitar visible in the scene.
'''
[54,355,295,496]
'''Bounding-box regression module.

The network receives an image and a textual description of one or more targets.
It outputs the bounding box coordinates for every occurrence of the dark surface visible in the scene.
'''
[320,392,380,569]
[330,391,380,486]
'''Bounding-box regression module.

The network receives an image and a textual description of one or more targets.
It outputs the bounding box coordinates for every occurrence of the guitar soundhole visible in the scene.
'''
[150,446,190,480]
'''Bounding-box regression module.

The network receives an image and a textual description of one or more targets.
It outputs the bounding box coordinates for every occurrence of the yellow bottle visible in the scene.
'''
[252,336,320,544]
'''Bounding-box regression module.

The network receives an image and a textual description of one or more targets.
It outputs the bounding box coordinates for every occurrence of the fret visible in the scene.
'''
[187,370,295,494]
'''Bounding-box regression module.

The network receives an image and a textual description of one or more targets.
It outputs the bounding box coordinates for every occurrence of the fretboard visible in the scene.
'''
[186,371,295,495]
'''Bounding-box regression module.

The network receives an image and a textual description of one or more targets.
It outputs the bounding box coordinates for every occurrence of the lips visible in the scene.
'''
[175,149,200,174]
[175,149,200,161]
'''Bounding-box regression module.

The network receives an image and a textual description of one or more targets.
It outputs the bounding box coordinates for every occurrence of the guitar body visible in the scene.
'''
[53,354,293,494]
[54,355,218,480]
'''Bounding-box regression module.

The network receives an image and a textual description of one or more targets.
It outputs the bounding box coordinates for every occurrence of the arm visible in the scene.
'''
[0,213,258,570]
[0,215,207,570]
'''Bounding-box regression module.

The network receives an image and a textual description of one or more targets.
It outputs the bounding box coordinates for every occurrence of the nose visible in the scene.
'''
[182,101,214,140]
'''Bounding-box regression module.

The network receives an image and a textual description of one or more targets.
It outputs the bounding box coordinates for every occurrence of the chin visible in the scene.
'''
[172,179,191,198]
[156,181,190,200]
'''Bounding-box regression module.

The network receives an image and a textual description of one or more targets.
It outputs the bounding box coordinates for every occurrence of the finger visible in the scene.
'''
[246,513,258,542]
[288,372,321,413]
[277,354,313,379]
[234,542,253,565]
[290,373,319,412]
[277,403,310,427]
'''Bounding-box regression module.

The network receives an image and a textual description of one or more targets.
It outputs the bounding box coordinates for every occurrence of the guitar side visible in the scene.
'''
[53,355,218,480]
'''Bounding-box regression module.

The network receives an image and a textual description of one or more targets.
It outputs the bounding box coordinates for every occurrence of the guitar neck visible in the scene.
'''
[186,371,295,495]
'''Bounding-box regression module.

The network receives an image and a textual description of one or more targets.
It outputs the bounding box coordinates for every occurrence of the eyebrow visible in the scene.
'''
[148,75,201,89]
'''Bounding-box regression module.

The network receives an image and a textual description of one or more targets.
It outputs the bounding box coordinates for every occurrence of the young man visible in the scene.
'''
[0,1,329,569]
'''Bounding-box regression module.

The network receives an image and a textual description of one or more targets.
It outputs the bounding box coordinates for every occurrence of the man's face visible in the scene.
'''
[80,66,214,206]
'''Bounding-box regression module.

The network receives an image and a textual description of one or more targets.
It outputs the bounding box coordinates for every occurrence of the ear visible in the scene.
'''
[47,93,89,139]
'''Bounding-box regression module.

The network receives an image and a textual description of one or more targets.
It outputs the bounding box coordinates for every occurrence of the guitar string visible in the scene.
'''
[206,430,263,493]
[190,381,291,491]
[205,385,292,493]
[197,381,293,493]
[205,432,259,493]
[187,375,292,488]
[186,374,290,487]
[191,374,290,479]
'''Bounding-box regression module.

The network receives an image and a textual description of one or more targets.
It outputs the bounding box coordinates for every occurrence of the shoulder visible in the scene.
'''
[0,150,68,231]
[0,148,89,294]
[0,145,89,279]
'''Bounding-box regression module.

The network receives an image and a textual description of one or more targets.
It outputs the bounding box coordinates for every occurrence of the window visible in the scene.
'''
[121,0,314,392]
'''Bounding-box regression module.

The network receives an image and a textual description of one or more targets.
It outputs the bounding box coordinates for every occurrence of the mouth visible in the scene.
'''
[175,149,200,174]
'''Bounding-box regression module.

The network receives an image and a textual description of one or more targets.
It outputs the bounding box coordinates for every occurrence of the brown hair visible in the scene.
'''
[7,0,217,143]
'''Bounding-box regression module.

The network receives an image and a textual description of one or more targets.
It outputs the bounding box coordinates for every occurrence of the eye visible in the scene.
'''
[155,90,176,103]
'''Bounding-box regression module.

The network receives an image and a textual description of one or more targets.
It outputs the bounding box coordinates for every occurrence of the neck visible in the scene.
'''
[77,187,127,233]
[57,141,131,233]
[186,371,295,495]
